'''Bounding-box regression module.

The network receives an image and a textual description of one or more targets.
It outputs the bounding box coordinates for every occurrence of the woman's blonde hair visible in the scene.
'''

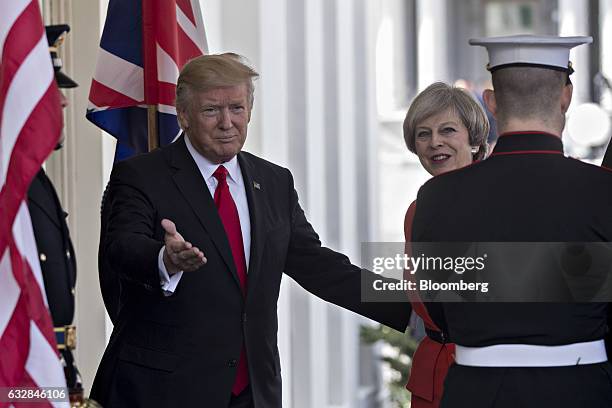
[403,82,490,161]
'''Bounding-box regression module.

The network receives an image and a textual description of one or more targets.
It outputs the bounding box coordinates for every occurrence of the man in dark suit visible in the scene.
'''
[411,36,612,407]
[28,25,91,406]
[91,53,410,407]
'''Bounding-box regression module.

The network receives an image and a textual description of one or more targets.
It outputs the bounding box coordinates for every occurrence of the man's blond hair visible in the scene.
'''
[175,53,259,111]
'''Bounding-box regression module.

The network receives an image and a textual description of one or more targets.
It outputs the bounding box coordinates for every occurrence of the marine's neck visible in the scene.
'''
[498,118,562,138]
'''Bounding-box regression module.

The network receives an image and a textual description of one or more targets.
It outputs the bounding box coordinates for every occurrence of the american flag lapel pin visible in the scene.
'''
[253,181,261,190]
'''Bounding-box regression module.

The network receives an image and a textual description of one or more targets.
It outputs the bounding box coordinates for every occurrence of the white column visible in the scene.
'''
[43,0,110,391]
[364,0,381,243]
[256,0,288,163]
[199,0,222,53]
[375,0,411,112]
[341,307,359,408]
[601,0,612,111]
[337,0,357,259]
[558,0,591,106]
[212,0,264,156]
[417,0,450,91]
[305,0,326,234]
[98,0,117,347]
[254,1,293,407]
[72,0,111,392]
[304,0,330,405]
[335,0,359,406]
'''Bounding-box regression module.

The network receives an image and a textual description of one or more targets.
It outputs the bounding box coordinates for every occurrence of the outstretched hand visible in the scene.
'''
[161,219,207,275]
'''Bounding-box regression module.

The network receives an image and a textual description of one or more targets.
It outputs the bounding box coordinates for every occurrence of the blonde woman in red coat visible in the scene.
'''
[402,82,490,408]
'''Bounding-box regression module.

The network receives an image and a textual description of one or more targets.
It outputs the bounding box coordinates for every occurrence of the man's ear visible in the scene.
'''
[482,89,497,118]
[177,109,189,130]
[247,99,253,123]
[561,83,573,114]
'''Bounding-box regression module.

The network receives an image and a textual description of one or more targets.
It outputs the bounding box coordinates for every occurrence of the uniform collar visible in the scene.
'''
[490,131,564,157]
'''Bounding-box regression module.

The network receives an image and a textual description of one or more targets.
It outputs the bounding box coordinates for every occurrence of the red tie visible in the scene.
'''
[213,165,249,395]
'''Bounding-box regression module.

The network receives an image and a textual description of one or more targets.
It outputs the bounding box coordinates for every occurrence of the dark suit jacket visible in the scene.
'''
[28,169,76,326]
[91,136,410,407]
[99,182,121,323]
[412,132,612,407]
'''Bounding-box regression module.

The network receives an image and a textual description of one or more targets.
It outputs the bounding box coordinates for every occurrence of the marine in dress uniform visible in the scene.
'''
[27,25,97,408]
[411,35,612,407]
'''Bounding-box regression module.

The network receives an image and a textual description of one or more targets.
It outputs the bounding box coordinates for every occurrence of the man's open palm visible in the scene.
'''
[162,218,207,274]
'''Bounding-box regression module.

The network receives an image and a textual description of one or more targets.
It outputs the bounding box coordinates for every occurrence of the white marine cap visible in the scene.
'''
[469,34,592,74]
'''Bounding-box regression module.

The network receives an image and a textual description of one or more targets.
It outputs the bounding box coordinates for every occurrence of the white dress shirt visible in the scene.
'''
[158,136,251,295]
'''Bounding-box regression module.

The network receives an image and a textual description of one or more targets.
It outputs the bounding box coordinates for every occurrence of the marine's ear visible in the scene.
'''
[561,83,573,115]
[482,89,497,119]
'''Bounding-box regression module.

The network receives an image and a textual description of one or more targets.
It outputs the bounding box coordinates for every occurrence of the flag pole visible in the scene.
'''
[147,105,158,151]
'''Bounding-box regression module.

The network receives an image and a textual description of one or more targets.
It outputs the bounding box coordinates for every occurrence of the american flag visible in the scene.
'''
[86,0,208,161]
[0,1,69,407]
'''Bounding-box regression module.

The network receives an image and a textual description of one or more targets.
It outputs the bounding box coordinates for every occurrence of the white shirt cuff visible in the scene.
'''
[158,246,183,296]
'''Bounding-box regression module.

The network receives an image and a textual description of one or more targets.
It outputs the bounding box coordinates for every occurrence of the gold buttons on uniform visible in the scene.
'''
[65,326,77,349]
[39,253,47,262]
[71,287,76,296]
[66,250,71,259]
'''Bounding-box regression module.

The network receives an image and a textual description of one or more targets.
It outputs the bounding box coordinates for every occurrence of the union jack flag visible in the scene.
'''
[0,1,68,406]
[86,0,208,161]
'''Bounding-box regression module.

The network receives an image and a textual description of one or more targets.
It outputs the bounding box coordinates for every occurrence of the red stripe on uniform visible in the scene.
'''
[497,131,561,139]
[489,150,563,157]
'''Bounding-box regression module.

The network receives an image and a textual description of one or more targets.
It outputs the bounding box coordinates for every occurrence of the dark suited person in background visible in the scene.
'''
[410,35,612,407]
[91,53,410,407]
[28,25,92,406]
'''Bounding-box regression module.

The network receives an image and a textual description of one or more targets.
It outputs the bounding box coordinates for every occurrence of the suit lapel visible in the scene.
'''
[167,137,241,289]
[237,153,265,299]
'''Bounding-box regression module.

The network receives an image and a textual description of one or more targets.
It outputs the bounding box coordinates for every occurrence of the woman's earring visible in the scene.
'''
[471,146,479,154]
